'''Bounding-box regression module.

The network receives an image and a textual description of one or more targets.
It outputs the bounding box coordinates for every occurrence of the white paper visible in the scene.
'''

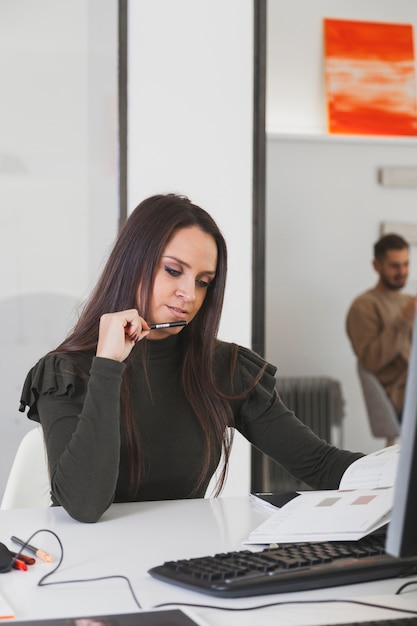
[245,487,393,544]
[339,444,400,490]
[245,445,398,545]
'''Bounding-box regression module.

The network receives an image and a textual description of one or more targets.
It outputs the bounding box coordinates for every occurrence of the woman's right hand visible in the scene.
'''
[96,309,150,362]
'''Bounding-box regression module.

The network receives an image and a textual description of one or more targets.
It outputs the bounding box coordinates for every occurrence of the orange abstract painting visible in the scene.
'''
[324,18,417,136]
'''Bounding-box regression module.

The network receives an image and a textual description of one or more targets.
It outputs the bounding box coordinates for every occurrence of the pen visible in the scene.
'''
[11,536,54,563]
[10,551,36,565]
[149,321,187,329]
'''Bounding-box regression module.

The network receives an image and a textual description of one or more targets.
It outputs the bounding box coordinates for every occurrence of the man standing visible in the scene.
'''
[346,233,416,418]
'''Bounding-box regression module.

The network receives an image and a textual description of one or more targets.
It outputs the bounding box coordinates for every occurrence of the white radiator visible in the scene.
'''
[252,376,345,493]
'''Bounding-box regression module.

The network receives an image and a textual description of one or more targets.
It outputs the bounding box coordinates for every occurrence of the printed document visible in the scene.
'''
[245,445,399,544]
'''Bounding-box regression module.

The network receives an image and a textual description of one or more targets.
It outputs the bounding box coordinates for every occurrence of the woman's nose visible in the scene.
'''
[175,277,196,302]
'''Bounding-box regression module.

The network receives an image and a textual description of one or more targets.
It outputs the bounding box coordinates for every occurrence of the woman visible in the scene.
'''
[20,193,362,523]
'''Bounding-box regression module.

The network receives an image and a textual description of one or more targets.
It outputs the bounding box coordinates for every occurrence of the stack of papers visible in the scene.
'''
[246,444,399,544]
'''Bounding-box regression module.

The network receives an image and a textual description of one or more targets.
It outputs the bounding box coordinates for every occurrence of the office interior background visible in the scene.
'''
[1,0,416,502]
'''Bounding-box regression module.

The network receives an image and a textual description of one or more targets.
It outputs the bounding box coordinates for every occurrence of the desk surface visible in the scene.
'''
[0,497,416,625]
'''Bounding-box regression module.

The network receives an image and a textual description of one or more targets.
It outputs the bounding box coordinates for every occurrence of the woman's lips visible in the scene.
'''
[166,305,188,319]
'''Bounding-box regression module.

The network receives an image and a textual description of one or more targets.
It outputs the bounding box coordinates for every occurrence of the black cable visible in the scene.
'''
[41,573,142,610]
[19,529,142,610]
[395,580,417,595]
[153,597,417,616]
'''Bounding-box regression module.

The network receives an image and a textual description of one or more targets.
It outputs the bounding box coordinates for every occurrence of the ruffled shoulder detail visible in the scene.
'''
[19,353,90,422]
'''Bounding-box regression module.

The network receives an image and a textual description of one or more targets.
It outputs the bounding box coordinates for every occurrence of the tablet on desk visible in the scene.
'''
[250,491,300,511]
[8,609,206,626]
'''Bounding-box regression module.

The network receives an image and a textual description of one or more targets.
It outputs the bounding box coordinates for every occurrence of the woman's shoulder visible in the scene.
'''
[26,351,93,386]
[19,351,94,420]
[214,340,277,390]
[213,341,281,420]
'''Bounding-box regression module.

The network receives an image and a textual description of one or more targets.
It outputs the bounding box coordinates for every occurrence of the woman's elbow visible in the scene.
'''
[51,490,113,523]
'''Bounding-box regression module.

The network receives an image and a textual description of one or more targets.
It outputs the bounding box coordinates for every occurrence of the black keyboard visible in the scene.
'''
[325,621,417,626]
[148,532,417,598]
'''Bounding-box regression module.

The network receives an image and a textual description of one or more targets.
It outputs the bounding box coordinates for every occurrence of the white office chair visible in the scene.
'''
[1,426,51,509]
[356,361,401,447]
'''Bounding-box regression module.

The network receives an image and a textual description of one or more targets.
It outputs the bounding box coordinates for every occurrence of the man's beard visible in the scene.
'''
[380,275,406,291]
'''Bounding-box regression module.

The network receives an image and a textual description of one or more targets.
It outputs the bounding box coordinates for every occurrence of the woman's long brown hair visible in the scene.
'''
[53,193,234,496]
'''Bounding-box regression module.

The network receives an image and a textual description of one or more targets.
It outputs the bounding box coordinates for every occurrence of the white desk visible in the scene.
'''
[0,497,416,625]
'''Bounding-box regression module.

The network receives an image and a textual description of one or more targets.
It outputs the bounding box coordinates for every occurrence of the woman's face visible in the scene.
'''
[143,225,218,340]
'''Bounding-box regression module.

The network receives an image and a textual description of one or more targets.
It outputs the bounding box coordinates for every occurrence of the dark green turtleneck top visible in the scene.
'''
[19,335,362,522]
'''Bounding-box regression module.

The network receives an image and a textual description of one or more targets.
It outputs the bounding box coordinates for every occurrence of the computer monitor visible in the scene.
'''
[385,309,417,558]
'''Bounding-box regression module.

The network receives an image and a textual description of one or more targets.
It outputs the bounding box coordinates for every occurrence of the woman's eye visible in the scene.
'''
[165,265,181,277]
[196,278,210,289]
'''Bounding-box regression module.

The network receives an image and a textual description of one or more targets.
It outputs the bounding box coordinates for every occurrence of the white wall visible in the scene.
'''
[0,0,119,498]
[127,0,255,496]
[265,0,417,453]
